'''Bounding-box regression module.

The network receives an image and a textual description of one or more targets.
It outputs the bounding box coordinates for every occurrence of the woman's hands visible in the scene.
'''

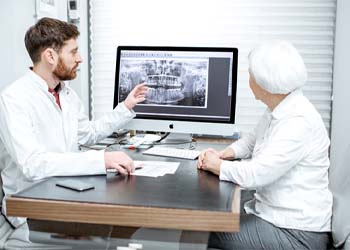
[197,147,235,176]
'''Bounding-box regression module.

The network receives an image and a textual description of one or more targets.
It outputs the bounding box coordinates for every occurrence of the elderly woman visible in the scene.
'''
[198,41,332,250]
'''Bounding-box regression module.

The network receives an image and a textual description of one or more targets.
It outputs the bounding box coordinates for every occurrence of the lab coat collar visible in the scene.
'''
[27,69,67,93]
[271,88,304,120]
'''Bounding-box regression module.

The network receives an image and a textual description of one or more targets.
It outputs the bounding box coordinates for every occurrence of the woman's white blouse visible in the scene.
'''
[220,89,332,232]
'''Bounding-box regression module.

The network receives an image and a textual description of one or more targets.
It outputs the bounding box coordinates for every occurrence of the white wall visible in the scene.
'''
[0,0,35,91]
[329,0,350,248]
[0,0,89,113]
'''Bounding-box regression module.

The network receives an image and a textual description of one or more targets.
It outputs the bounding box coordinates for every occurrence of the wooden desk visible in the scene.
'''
[6,141,240,232]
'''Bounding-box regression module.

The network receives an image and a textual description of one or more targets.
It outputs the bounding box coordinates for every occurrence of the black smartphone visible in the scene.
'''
[56,180,95,192]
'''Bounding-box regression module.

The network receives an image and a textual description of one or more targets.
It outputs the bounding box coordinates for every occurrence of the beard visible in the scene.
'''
[53,57,78,81]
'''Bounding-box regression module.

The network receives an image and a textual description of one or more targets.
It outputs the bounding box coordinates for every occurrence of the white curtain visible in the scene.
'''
[89,0,336,133]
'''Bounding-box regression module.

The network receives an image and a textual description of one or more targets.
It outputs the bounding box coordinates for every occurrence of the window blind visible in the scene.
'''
[89,0,336,133]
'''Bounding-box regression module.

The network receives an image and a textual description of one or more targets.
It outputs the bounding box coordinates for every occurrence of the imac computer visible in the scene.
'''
[113,46,238,136]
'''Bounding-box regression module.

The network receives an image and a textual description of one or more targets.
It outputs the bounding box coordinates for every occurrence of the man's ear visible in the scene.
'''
[42,48,57,65]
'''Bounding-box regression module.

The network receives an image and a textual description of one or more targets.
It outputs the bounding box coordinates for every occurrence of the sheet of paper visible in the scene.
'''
[132,161,180,177]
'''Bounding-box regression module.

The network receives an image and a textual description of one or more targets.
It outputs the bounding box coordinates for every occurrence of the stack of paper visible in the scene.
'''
[132,161,179,178]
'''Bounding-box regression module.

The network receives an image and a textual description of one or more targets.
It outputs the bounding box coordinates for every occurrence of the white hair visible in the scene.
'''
[248,40,307,94]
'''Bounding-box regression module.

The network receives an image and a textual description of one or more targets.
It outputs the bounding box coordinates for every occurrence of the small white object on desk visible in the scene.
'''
[142,134,162,143]
[130,134,161,145]
[121,134,162,150]
[128,243,143,249]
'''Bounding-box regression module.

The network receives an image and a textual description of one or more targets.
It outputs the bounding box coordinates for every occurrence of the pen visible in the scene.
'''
[106,164,143,173]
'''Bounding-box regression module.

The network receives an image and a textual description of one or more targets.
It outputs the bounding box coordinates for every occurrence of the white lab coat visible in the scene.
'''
[220,89,332,232]
[0,70,135,227]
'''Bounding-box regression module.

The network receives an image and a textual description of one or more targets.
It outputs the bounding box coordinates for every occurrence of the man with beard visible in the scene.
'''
[0,17,147,245]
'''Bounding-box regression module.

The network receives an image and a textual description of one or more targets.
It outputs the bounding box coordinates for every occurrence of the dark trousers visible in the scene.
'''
[208,190,330,250]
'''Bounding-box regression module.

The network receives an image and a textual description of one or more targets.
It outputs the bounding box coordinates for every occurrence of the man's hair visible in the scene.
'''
[24,17,80,64]
[248,40,307,94]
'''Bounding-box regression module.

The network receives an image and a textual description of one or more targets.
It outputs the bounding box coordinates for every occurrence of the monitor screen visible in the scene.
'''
[113,46,238,136]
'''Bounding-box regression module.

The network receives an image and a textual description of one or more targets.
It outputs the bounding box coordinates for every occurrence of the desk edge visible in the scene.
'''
[7,194,240,232]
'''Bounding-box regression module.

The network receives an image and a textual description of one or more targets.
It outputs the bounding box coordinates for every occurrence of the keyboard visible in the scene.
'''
[142,147,201,160]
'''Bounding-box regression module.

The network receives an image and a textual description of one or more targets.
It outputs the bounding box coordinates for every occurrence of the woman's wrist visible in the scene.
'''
[210,158,222,176]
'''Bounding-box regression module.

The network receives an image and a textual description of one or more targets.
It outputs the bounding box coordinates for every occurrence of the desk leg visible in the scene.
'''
[179,231,209,250]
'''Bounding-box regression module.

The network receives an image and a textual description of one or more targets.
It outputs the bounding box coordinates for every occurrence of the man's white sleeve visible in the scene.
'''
[77,99,135,146]
[0,95,106,181]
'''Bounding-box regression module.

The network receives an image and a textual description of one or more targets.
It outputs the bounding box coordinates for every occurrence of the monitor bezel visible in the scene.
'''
[113,45,238,126]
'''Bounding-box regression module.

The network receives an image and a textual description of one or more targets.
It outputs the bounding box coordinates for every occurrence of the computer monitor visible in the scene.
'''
[113,46,238,136]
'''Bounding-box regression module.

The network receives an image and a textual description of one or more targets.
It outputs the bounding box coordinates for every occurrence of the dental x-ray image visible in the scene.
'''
[119,59,208,108]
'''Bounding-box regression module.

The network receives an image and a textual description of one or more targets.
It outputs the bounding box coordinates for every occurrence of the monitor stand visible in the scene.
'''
[160,133,195,149]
